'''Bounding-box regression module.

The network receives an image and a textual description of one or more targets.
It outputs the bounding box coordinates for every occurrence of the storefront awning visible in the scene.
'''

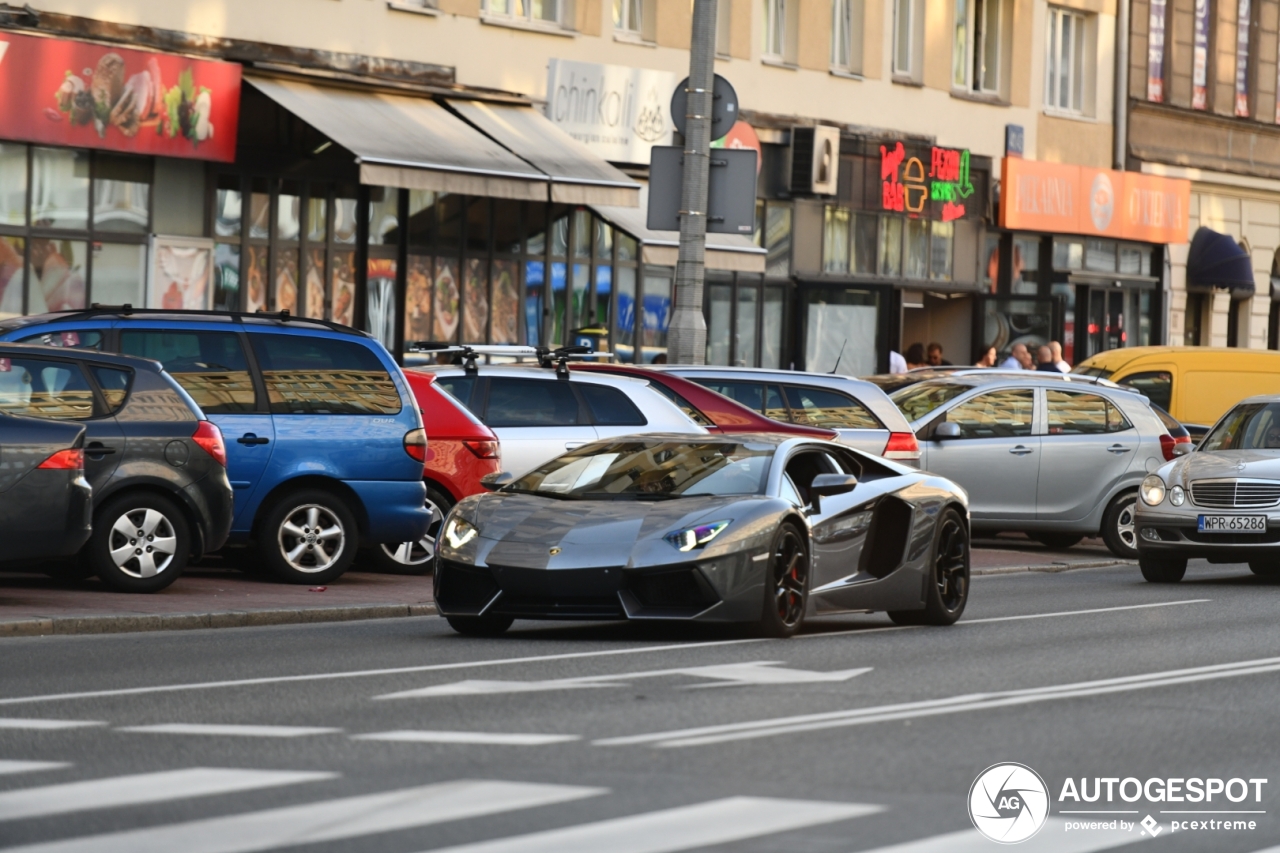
[593,185,766,273]
[448,101,639,207]
[1186,227,1256,294]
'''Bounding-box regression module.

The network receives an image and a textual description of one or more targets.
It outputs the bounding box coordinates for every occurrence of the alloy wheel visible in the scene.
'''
[773,529,808,628]
[379,494,445,566]
[278,504,346,573]
[935,516,968,611]
[108,508,178,579]
[1115,497,1137,551]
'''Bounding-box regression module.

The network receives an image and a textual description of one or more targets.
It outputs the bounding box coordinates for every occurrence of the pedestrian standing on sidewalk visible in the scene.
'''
[975,344,998,368]
[1035,345,1059,372]
[1050,341,1071,372]
[905,343,927,369]
[998,343,1027,370]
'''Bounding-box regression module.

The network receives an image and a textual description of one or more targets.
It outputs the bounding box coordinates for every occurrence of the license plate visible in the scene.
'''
[1197,515,1267,533]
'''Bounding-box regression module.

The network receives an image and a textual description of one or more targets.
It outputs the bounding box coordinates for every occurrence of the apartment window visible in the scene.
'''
[831,0,854,70]
[717,0,733,54]
[763,0,787,59]
[1046,7,1085,112]
[613,0,641,34]
[1234,0,1251,116]
[893,0,918,77]
[1148,0,1167,101]
[953,0,1003,94]
[485,0,562,25]
[1192,0,1211,110]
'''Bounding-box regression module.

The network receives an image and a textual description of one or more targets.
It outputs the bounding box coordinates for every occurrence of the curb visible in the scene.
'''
[0,602,438,638]
[973,559,1136,576]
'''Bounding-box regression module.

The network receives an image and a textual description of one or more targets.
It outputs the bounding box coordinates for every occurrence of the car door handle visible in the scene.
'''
[237,434,271,446]
[85,443,116,455]
[1009,445,1034,455]
[1107,444,1132,454]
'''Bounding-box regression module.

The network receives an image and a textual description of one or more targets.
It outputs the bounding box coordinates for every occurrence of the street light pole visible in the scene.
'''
[667,0,717,364]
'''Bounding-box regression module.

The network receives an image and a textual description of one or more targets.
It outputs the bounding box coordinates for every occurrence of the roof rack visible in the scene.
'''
[408,342,613,377]
[58,305,370,337]
[943,368,1126,389]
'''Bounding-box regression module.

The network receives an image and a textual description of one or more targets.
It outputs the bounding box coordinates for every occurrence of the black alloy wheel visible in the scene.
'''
[759,523,809,638]
[890,507,969,626]
[1139,554,1187,583]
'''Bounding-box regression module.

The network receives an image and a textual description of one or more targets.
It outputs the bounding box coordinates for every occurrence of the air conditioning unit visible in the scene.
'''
[790,126,840,195]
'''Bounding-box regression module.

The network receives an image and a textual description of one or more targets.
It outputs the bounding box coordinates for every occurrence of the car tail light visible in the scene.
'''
[463,439,500,460]
[192,420,227,466]
[37,448,84,470]
[1159,433,1192,462]
[883,431,921,460]
[404,428,428,463]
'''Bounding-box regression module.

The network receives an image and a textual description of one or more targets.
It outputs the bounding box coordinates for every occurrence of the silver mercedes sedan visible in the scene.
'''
[1136,396,1280,582]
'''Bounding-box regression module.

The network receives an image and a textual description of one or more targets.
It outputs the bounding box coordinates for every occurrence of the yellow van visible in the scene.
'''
[1073,346,1280,428]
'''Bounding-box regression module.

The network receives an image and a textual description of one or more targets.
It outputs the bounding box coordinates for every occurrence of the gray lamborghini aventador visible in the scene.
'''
[433,434,971,637]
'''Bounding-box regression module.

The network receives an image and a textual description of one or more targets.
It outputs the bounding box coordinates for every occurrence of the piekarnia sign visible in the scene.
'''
[0,31,241,162]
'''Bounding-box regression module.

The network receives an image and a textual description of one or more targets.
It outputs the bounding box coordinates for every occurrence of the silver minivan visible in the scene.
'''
[657,366,921,466]
[891,374,1181,557]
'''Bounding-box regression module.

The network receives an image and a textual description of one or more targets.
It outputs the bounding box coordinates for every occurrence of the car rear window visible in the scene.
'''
[436,375,478,410]
[249,334,401,415]
[579,383,647,426]
[645,381,714,427]
[485,378,580,427]
[119,330,257,414]
[89,366,132,414]
[1117,371,1172,412]
[782,385,881,430]
[0,357,96,420]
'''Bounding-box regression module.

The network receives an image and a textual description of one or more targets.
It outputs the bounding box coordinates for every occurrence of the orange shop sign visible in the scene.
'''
[1000,158,1190,244]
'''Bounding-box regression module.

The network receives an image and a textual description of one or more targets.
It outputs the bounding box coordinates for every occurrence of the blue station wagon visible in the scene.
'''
[0,309,429,583]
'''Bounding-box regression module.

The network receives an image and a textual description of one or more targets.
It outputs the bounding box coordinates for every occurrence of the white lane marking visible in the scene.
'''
[376,662,872,700]
[0,768,334,822]
[352,730,580,745]
[0,720,103,730]
[115,724,341,738]
[0,762,69,777]
[0,600,1209,708]
[0,780,605,853]
[417,796,882,853]
[597,655,1280,748]
[851,819,1148,852]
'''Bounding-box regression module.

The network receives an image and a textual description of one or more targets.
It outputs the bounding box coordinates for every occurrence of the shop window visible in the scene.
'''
[1184,291,1205,345]
[0,236,25,319]
[1052,238,1083,270]
[930,221,954,280]
[1051,282,1075,364]
[493,199,523,255]
[823,206,851,273]
[1084,239,1116,272]
[616,266,638,361]
[307,197,328,244]
[878,216,903,277]
[904,219,929,279]
[736,285,759,366]
[525,260,544,346]
[27,239,87,313]
[0,144,27,227]
[492,259,521,344]
[1045,7,1089,114]
[215,177,242,240]
[981,233,1000,291]
[761,285,785,368]
[431,257,459,344]
[641,268,673,363]
[852,213,878,275]
[92,243,146,308]
[248,181,270,241]
[706,282,732,365]
[1118,244,1150,276]
[617,231,637,262]
[368,187,401,246]
[213,242,240,313]
[333,197,358,245]
[93,154,151,234]
[953,0,1005,95]
[803,287,879,375]
[277,189,301,243]
[32,148,89,232]
[464,258,490,343]
[764,204,792,277]
[1013,235,1039,294]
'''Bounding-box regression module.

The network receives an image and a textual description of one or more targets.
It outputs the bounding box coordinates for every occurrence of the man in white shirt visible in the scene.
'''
[998,343,1030,370]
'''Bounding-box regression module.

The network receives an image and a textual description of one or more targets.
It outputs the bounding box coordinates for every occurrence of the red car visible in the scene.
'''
[570,363,839,440]
[364,369,501,574]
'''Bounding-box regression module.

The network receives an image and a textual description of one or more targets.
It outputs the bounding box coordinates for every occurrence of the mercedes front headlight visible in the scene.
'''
[1141,475,1166,506]
[443,516,479,548]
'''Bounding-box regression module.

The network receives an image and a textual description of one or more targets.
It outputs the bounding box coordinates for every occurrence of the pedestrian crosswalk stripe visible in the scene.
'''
[115,724,341,738]
[0,720,103,731]
[0,762,69,777]
[352,730,579,746]
[0,768,335,822]
[417,796,882,853]
[0,779,605,853]
[847,819,1149,852]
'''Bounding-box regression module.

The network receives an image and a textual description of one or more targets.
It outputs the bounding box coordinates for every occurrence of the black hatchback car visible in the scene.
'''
[0,413,93,564]
[0,344,233,592]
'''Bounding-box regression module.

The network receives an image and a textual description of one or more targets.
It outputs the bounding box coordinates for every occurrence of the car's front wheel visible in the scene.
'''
[890,507,969,626]
[1248,559,1280,577]
[1139,554,1186,583]
[1031,533,1083,550]
[445,614,514,636]
[1101,491,1139,559]
[364,485,451,575]
[87,492,189,593]
[258,490,357,584]
[758,522,809,638]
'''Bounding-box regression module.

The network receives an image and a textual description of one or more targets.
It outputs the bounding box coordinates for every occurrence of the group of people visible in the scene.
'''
[889,341,1071,373]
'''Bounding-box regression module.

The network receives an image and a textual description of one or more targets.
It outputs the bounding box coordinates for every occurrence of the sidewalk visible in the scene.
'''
[0,535,1131,638]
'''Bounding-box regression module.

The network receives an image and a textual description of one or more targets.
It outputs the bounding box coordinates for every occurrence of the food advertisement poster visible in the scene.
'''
[464,258,488,343]
[405,256,433,345]
[329,251,355,327]
[275,250,298,314]
[0,32,241,162]
[245,245,267,313]
[491,260,520,344]
[367,258,397,351]
[303,248,325,319]
[149,236,212,310]
[433,259,460,343]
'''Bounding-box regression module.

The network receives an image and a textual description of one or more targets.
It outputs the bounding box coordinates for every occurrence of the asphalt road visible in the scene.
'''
[1,561,1279,853]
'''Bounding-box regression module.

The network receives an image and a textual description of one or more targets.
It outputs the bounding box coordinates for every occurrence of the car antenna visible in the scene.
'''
[829,339,847,374]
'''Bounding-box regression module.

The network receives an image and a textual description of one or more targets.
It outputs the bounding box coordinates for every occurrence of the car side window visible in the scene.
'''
[89,366,132,415]
[944,389,1035,438]
[764,385,788,421]
[783,385,882,430]
[579,383,647,427]
[645,381,714,427]
[1119,371,1172,412]
[435,376,477,411]
[249,334,401,415]
[0,357,96,420]
[485,378,580,427]
[696,380,764,413]
[1046,390,1132,435]
[120,330,257,414]
[16,329,106,351]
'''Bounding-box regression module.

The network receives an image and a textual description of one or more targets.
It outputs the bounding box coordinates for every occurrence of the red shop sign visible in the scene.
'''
[879,141,975,222]
[0,32,240,162]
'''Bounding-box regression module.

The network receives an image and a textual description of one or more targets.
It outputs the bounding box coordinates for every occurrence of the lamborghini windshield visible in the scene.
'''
[507,440,774,499]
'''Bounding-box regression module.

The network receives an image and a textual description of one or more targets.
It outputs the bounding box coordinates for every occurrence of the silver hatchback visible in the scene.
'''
[891,373,1179,557]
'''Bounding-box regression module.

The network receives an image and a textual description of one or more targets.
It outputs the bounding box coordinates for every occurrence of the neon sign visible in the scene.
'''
[880,142,974,221]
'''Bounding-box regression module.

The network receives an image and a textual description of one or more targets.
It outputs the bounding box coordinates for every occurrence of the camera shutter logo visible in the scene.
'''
[968,763,1050,843]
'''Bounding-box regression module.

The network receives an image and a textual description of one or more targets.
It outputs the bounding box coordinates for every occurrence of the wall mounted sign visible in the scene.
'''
[545,59,678,164]
[1000,158,1191,244]
[880,141,974,221]
[0,31,241,162]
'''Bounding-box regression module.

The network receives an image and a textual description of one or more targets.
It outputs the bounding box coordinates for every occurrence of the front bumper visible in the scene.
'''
[434,551,765,623]
[1137,507,1280,561]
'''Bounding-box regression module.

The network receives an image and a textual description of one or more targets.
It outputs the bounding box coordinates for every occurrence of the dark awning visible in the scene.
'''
[1187,227,1256,294]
